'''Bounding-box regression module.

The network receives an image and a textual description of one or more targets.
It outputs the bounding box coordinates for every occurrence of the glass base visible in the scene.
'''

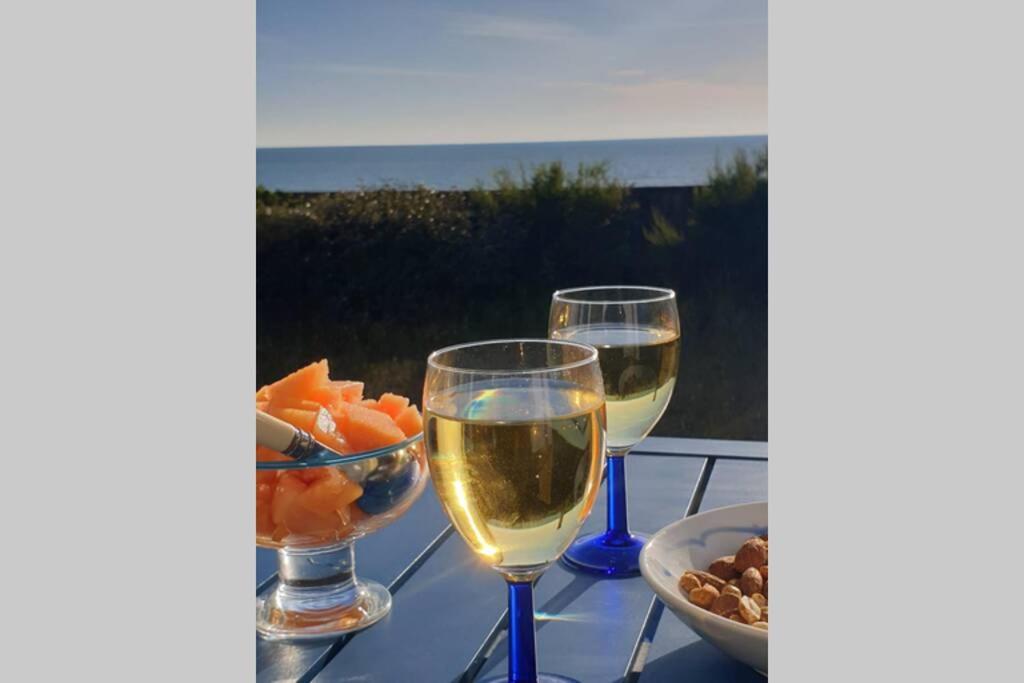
[256,578,391,641]
[560,530,650,577]
[479,675,580,683]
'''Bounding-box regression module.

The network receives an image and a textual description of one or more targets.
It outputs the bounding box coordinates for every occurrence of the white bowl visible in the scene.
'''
[639,501,768,675]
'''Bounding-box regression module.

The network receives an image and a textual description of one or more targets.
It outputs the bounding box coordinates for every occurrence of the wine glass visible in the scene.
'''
[423,339,606,683]
[549,286,680,577]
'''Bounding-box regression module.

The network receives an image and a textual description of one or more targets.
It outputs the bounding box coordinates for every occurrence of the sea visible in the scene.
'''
[257,135,767,191]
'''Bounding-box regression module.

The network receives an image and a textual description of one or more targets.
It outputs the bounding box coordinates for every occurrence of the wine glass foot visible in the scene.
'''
[256,578,391,641]
[479,675,580,683]
[560,530,650,577]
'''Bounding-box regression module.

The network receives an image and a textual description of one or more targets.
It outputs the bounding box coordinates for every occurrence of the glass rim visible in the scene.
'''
[426,337,599,376]
[256,431,423,470]
[551,285,676,305]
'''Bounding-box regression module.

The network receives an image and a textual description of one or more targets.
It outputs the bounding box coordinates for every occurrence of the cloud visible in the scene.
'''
[449,13,579,42]
[608,69,647,79]
[309,64,471,80]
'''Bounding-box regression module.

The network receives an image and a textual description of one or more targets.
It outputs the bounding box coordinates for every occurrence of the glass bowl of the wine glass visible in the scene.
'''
[255,433,428,640]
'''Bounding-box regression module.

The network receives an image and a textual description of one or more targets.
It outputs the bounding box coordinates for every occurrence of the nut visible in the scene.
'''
[760,606,768,622]
[707,556,739,580]
[729,613,745,623]
[689,584,719,609]
[734,538,768,573]
[728,578,740,587]
[751,593,767,609]
[758,565,768,582]
[692,570,727,591]
[752,621,768,630]
[711,593,741,617]
[738,595,761,624]
[679,572,702,594]
[740,566,764,596]
[722,584,743,598]
[759,533,768,542]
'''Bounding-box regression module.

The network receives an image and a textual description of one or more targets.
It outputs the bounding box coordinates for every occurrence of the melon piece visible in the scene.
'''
[256,400,269,412]
[358,399,381,410]
[394,405,423,437]
[268,359,330,401]
[271,473,306,525]
[270,408,319,432]
[267,396,322,413]
[305,384,345,411]
[283,502,343,537]
[333,402,407,451]
[256,385,273,402]
[256,481,276,536]
[257,446,291,463]
[301,471,363,515]
[330,380,364,403]
[314,427,353,455]
[377,393,411,419]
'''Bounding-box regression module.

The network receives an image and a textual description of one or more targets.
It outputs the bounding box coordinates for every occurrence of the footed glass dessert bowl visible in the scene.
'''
[256,433,427,640]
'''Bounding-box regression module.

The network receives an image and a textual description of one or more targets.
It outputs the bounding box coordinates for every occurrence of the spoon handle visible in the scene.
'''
[256,410,318,460]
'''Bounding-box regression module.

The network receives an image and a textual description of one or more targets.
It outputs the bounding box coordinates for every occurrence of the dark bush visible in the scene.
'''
[257,152,767,440]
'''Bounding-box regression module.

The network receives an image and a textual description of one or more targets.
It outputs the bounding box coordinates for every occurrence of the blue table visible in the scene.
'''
[257,437,768,682]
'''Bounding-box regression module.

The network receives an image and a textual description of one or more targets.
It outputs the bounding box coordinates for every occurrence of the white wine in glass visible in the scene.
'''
[549,286,680,577]
[423,339,606,683]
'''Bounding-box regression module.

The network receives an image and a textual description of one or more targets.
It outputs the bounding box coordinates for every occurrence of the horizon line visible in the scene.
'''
[256,132,769,152]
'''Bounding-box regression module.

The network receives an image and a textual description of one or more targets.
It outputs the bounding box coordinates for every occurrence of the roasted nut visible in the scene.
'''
[729,613,745,623]
[723,584,743,598]
[689,584,719,609]
[708,555,739,580]
[751,593,767,609]
[760,606,768,622]
[759,533,768,542]
[728,578,740,587]
[740,566,764,596]
[758,565,768,582]
[692,570,727,591]
[711,593,741,617]
[738,595,761,624]
[752,621,768,630]
[734,538,768,573]
[679,572,702,593]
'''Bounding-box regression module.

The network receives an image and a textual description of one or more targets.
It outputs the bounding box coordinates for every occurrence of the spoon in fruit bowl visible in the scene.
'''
[256,409,351,463]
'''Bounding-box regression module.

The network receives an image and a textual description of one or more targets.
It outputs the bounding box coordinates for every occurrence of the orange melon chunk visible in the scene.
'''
[334,402,406,451]
[301,471,363,515]
[330,380,364,403]
[268,359,330,401]
[394,405,423,437]
[377,393,410,419]
[267,396,322,413]
[269,407,319,432]
[257,446,291,463]
[256,385,273,402]
[271,473,306,525]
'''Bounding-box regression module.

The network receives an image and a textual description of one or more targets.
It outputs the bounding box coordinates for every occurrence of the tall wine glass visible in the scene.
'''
[549,286,680,577]
[424,339,606,683]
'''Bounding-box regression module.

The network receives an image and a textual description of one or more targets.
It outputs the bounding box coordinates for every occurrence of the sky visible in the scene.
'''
[257,1,767,148]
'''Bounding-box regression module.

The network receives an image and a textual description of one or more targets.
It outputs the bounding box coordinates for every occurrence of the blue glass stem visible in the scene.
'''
[506,580,538,683]
[605,454,630,543]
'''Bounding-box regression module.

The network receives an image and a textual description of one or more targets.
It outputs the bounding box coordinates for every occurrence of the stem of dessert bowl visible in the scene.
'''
[256,540,392,640]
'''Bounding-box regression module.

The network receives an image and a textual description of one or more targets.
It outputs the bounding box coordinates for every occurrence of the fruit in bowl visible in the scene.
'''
[255,360,428,640]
